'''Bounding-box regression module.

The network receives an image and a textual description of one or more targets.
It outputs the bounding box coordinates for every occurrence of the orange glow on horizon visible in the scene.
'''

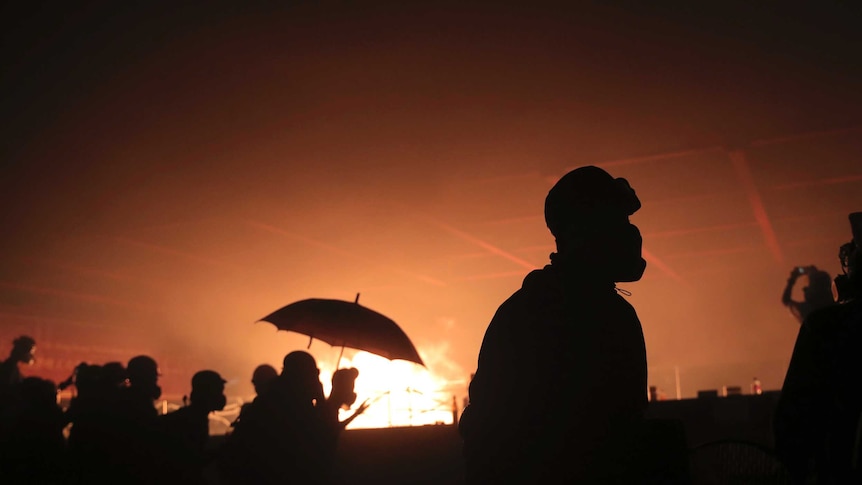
[322,350,461,429]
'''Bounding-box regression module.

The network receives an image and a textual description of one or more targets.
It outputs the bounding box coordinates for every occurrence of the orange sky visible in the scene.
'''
[2,2,861,409]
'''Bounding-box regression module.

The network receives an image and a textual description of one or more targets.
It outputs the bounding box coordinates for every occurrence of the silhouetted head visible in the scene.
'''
[251,364,278,396]
[190,370,227,412]
[281,351,323,403]
[127,355,161,400]
[545,166,646,282]
[74,364,104,397]
[10,335,36,364]
[282,351,317,376]
[330,367,360,409]
[102,362,128,389]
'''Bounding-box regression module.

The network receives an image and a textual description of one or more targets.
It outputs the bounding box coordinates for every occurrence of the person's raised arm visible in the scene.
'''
[782,268,800,307]
[338,398,370,429]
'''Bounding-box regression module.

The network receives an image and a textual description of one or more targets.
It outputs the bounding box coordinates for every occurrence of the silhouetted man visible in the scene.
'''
[0,335,36,393]
[0,335,36,438]
[65,363,125,485]
[159,370,227,484]
[775,212,862,484]
[113,355,161,484]
[220,351,340,485]
[835,241,862,304]
[251,364,278,396]
[232,364,279,429]
[120,355,161,419]
[102,361,129,390]
[460,166,649,483]
[781,265,834,324]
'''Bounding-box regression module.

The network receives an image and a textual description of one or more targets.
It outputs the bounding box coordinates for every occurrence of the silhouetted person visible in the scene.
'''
[111,355,161,484]
[0,335,36,442]
[158,370,227,484]
[120,355,161,420]
[775,212,862,484]
[65,362,129,484]
[781,265,835,324]
[233,364,279,429]
[252,364,278,396]
[219,351,341,485]
[459,166,650,483]
[0,377,67,484]
[329,367,369,429]
[102,360,129,389]
[835,241,862,304]
[0,335,36,396]
[66,363,105,480]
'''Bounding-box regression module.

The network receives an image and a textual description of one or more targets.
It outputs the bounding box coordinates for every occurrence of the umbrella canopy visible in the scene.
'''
[259,296,425,367]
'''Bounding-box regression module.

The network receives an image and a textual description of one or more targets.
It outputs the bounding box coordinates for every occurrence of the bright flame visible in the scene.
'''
[319,350,460,429]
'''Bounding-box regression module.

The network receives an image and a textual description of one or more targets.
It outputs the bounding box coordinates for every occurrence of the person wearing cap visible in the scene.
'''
[459,166,649,483]
[158,370,227,484]
[775,212,862,484]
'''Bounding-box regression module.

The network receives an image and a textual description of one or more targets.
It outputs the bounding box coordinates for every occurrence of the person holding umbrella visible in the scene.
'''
[219,351,363,484]
[460,165,650,483]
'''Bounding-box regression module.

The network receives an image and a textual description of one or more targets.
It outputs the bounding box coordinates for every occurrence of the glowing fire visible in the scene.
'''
[319,350,460,429]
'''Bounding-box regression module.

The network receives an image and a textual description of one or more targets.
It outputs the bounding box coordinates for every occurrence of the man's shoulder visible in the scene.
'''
[497,267,558,309]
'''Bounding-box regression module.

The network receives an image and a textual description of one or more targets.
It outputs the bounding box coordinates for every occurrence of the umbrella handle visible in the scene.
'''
[335,345,345,369]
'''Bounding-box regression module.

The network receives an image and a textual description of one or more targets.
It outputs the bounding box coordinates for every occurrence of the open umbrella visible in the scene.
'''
[258,294,425,367]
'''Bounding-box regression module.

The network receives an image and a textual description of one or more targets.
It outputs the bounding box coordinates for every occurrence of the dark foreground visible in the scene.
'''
[207,392,781,485]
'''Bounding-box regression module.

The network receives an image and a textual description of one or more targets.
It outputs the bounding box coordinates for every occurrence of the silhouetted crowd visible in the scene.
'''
[0,166,859,485]
[0,342,363,485]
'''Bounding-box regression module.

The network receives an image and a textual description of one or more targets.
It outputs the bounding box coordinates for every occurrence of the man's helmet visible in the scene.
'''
[544,165,641,240]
